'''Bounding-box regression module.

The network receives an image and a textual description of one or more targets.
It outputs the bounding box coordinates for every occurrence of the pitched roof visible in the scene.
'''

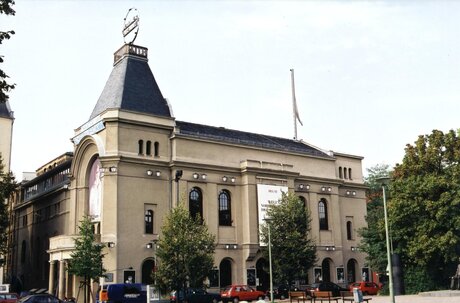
[0,101,13,119]
[176,121,331,158]
[89,44,172,120]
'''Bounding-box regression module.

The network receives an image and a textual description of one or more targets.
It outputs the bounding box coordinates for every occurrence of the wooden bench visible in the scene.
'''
[311,291,339,303]
[340,291,372,303]
[289,290,311,303]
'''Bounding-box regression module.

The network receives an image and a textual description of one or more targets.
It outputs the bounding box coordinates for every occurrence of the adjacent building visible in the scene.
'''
[8,43,369,300]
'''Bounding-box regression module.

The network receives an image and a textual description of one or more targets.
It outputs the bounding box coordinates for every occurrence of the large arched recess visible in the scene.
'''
[256,258,269,292]
[70,134,106,232]
[346,259,358,284]
[321,258,334,282]
[219,258,233,288]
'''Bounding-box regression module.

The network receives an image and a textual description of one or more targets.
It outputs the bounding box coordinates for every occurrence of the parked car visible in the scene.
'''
[170,288,221,303]
[98,283,147,303]
[19,294,61,303]
[0,293,19,303]
[349,281,382,295]
[309,281,348,297]
[266,285,299,300]
[220,285,265,303]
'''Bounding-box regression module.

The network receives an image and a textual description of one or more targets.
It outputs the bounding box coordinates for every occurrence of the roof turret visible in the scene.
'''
[89,44,172,120]
[0,101,14,119]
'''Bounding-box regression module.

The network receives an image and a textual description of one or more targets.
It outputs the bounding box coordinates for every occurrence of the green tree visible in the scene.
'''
[67,216,106,303]
[0,153,16,263]
[155,204,216,293]
[390,129,460,291]
[260,192,316,286]
[358,164,390,274]
[0,0,16,103]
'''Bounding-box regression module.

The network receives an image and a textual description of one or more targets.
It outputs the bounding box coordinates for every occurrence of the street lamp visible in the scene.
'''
[376,176,395,303]
[264,218,274,303]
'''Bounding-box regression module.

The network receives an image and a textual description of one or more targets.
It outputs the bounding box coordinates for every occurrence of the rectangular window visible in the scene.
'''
[336,267,344,283]
[144,204,156,234]
[314,267,322,283]
[54,202,61,215]
[247,269,256,286]
[209,269,219,288]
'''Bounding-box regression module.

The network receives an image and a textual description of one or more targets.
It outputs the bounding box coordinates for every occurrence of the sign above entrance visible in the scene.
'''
[123,7,140,44]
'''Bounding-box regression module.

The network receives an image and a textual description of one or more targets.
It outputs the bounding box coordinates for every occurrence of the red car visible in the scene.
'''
[220,285,265,303]
[0,293,18,303]
[349,281,382,295]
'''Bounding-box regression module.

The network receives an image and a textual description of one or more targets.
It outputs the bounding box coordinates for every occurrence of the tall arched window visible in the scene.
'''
[138,140,144,154]
[346,221,353,240]
[145,210,153,234]
[154,142,159,157]
[189,187,203,220]
[318,199,329,230]
[348,168,352,180]
[344,167,348,179]
[218,190,232,226]
[339,167,343,179]
[146,141,152,156]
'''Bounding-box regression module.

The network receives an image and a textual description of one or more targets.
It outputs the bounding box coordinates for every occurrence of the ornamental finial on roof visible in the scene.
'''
[123,8,140,44]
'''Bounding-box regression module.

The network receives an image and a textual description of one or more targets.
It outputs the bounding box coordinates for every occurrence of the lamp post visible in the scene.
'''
[264,218,274,303]
[377,176,395,303]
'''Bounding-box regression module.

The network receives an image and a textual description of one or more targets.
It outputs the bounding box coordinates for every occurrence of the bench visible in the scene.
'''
[311,291,339,303]
[340,291,372,303]
[289,290,311,303]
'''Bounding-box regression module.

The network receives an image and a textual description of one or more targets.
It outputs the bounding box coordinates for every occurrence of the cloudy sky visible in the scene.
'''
[3,1,460,180]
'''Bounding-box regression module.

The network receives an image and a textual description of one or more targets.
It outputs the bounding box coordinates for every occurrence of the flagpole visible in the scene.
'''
[290,68,298,140]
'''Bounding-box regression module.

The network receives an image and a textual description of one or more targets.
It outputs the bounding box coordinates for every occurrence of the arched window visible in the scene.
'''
[218,190,232,226]
[154,142,159,157]
[346,221,353,240]
[189,187,203,220]
[318,199,329,230]
[348,168,352,180]
[145,210,153,234]
[344,167,348,179]
[21,240,26,264]
[138,140,144,154]
[146,141,152,156]
[339,167,343,179]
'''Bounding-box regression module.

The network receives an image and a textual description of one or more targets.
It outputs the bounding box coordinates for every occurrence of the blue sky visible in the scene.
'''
[3,1,460,179]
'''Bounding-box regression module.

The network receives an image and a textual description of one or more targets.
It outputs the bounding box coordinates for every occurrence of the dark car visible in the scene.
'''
[98,283,147,303]
[170,288,221,303]
[266,285,299,300]
[310,281,348,297]
[19,294,61,303]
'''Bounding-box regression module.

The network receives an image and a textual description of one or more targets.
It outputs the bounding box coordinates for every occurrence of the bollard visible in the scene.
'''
[352,288,363,303]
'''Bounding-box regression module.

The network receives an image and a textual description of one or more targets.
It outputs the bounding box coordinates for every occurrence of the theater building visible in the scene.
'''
[9,42,368,299]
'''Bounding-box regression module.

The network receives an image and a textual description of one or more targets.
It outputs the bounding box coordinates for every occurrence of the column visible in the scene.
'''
[58,260,65,299]
[65,264,70,299]
[49,260,56,295]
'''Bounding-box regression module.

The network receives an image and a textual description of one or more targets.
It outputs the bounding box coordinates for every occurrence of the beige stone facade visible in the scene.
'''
[8,44,369,300]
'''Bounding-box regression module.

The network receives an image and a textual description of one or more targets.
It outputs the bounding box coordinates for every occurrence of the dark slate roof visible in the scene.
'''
[89,45,171,120]
[176,121,331,158]
[0,101,13,119]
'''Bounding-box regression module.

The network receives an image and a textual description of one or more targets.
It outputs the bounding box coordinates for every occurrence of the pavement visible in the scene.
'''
[271,290,460,303]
